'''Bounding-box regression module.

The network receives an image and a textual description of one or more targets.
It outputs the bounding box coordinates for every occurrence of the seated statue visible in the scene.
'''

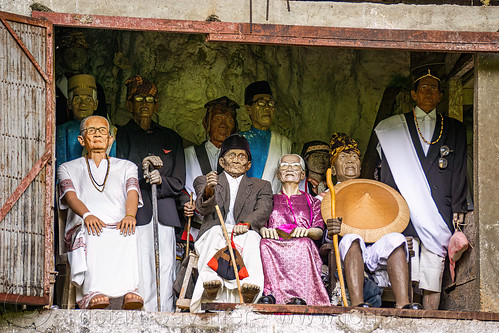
[259,154,330,306]
[189,134,273,312]
[325,133,417,309]
[56,74,116,171]
[57,115,143,310]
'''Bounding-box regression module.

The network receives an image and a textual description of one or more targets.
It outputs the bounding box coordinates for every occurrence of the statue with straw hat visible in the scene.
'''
[322,133,420,309]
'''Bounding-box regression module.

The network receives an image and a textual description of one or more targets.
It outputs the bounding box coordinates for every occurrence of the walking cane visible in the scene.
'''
[184,192,193,261]
[326,168,349,307]
[215,205,244,303]
[143,159,162,311]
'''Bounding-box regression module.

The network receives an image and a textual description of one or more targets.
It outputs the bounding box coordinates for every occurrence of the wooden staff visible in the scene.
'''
[215,205,244,303]
[184,192,194,260]
[326,168,348,307]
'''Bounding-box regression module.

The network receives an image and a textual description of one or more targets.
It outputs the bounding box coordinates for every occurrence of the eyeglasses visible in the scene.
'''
[134,95,156,103]
[224,152,248,162]
[279,162,302,171]
[82,126,109,135]
[251,99,277,107]
[438,145,453,169]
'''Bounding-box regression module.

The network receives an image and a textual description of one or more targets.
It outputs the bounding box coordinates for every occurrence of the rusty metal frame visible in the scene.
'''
[0,10,54,306]
[32,11,499,53]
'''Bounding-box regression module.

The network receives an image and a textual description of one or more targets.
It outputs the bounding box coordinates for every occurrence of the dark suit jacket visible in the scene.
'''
[117,120,186,227]
[378,112,468,236]
[194,172,273,239]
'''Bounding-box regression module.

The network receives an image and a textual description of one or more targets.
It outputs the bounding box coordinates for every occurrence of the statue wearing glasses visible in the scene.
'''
[57,115,143,310]
[258,154,330,306]
[239,81,292,193]
[116,75,185,312]
[375,68,468,310]
[56,74,116,171]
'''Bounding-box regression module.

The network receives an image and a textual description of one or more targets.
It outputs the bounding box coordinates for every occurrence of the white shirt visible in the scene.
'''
[224,171,243,225]
[414,106,437,156]
[205,140,221,171]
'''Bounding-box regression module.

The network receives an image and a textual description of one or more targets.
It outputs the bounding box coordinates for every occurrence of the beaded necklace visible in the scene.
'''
[85,154,110,192]
[413,108,444,145]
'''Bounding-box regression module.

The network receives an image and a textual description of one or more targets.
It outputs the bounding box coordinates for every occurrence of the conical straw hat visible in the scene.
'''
[321,178,410,243]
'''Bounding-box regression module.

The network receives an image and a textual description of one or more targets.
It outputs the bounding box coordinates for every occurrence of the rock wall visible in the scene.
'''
[64,28,410,153]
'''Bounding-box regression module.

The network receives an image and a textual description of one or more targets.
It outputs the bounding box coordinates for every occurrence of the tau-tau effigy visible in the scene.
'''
[240,81,291,193]
[56,74,116,170]
[189,134,273,313]
[259,154,330,306]
[58,115,143,310]
[322,133,416,309]
[299,141,331,196]
[116,75,186,312]
[375,67,468,310]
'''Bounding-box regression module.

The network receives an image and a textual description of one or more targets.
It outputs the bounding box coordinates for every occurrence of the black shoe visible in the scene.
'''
[402,303,423,310]
[286,297,307,305]
[257,295,276,304]
[355,302,372,308]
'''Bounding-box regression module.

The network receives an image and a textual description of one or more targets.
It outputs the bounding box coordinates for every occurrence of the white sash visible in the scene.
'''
[375,115,451,257]
[262,131,291,193]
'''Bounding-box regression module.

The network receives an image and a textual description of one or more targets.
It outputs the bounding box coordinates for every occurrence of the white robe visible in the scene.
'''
[58,157,143,308]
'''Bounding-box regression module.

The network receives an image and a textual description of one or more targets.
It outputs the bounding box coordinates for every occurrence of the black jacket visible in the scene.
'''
[377,112,468,236]
[117,120,185,227]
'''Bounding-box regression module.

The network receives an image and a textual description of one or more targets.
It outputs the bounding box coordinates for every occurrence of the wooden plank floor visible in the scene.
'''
[202,303,499,322]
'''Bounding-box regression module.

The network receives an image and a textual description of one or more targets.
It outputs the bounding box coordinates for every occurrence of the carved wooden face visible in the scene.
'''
[206,108,236,147]
[78,116,113,152]
[332,151,361,182]
[69,90,98,121]
[277,154,305,184]
[129,94,158,124]
[62,47,88,73]
[305,151,330,175]
[219,149,251,178]
[411,77,443,113]
[245,93,276,130]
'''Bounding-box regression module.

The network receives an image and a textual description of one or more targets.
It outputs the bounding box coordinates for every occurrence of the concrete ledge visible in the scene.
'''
[2,307,499,332]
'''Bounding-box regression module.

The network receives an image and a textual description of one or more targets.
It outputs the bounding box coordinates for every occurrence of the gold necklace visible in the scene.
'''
[413,108,443,145]
[85,154,110,192]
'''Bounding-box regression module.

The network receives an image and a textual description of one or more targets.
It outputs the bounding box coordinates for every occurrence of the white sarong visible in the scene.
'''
[190,225,264,313]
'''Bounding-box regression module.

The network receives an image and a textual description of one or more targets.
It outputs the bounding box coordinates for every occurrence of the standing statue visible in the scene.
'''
[116,75,185,312]
[182,96,239,239]
[189,134,273,312]
[56,74,116,170]
[55,31,107,125]
[259,154,330,306]
[324,133,415,309]
[239,81,291,193]
[299,141,331,196]
[58,115,143,309]
[375,68,468,310]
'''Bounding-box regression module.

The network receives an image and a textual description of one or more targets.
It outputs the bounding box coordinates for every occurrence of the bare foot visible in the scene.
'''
[122,292,144,310]
[202,280,222,300]
[241,283,260,303]
[88,293,110,309]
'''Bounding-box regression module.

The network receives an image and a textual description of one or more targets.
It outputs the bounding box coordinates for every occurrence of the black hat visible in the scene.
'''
[244,81,272,106]
[204,96,240,110]
[219,134,252,161]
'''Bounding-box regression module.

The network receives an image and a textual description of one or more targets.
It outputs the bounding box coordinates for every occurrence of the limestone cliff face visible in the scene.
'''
[64,29,410,154]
